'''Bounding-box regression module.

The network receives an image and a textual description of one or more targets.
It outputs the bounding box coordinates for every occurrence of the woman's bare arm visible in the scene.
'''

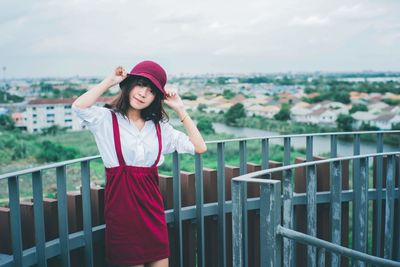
[72,66,127,109]
[163,88,207,154]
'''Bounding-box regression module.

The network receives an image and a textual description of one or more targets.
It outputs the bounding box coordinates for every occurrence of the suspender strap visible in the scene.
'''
[152,122,162,167]
[111,111,126,166]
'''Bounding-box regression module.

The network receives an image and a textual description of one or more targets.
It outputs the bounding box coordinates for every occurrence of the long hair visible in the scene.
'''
[107,76,169,124]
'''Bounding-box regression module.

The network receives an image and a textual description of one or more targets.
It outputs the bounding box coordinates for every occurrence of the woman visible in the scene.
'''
[72,60,207,267]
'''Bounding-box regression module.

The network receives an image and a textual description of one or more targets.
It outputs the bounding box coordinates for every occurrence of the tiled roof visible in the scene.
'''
[28,96,114,105]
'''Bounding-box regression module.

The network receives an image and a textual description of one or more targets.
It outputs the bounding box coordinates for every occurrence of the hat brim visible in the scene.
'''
[119,73,166,99]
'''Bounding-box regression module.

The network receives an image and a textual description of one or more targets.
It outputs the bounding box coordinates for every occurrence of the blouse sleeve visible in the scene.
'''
[72,104,109,131]
[161,122,195,155]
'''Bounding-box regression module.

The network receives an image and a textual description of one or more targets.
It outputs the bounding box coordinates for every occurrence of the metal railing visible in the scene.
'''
[232,152,400,266]
[0,130,399,266]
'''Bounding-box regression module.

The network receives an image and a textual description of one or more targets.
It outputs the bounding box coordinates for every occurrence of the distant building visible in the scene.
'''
[24,97,113,133]
[371,113,400,130]
[11,112,26,129]
[351,111,377,129]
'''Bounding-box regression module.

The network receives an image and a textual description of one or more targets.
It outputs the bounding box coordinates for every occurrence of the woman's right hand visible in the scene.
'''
[106,66,128,86]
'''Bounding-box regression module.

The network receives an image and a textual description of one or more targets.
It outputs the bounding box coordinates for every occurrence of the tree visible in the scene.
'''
[197,104,207,112]
[196,117,215,135]
[224,103,246,125]
[36,141,78,162]
[392,123,400,130]
[349,104,368,114]
[336,114,354,131]
[0,114,15,130]
[383,98,400,106]
[333,91,350,104]
[274,103,291,121]
[359,122,379,131]
[181,92,197,101]
[41,125,67,136]
[222,89,236,100]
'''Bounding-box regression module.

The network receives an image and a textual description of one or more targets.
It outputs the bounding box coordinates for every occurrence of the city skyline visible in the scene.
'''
[1,0,399,78]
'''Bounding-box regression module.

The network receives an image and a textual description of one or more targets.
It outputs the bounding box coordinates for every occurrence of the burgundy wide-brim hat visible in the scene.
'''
[119,60,167,99]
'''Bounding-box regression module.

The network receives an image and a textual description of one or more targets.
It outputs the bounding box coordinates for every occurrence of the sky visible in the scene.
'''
[0,0,399,78]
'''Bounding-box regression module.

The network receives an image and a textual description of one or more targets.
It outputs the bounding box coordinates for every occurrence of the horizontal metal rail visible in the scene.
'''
[233,151,400,182]
[205,130,400,144]
[278,226,400,267]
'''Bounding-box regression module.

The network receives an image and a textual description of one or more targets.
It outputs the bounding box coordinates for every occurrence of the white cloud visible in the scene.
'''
[288,16,330,26]
[332,4,386,20]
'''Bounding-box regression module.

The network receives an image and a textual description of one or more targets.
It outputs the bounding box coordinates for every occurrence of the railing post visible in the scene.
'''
[239,140,248,267]
[261,138,269,171]
[352,133,361,263]
[232,180,244,267]
[56,165,71,267]
[306,136,316,267]
[260,180,281,267]
[217,142,227,267]
[172,151,183,267]
[8,176,23,267]
[283,137,294,266]
[397,154,400,262]
[353,157,368,267]
[384,155,395,259]
[32,171,47,267]
[375,132,384,257]
[330,160,342,267]
[195,153,205,267]
[81,160,94,267]
[317,248,326,267]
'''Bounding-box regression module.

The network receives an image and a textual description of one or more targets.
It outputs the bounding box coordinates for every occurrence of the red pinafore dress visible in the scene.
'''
[104,112,169,266]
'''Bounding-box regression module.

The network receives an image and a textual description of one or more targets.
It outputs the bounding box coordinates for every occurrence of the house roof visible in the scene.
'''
[310,108,327,116]
[352,111,377,121]
[28,97,114,105]
[373,113,397,122]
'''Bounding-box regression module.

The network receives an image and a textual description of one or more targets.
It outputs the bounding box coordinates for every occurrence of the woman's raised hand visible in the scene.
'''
[107,66,128,86]
[163,87,185,113]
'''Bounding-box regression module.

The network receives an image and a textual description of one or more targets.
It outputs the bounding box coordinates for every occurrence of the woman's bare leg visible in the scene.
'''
[148,258,168,267]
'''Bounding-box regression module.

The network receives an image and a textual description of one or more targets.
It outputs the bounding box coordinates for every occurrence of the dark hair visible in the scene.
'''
[106,76,169,124]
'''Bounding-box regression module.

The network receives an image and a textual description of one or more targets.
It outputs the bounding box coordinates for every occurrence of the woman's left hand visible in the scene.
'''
[163,88,186,113]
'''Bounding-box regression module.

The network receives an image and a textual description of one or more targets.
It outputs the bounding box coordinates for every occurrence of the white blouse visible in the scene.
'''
[72,105,195,168]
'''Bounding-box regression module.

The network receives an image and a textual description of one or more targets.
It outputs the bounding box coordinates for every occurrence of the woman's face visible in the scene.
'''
[128,84,156,110]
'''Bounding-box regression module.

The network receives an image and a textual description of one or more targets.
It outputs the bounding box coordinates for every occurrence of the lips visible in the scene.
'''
[133,97,145,104]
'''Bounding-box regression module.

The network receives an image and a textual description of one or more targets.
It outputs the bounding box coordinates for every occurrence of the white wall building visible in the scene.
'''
[25,97,112,133]
[371,113,400,130]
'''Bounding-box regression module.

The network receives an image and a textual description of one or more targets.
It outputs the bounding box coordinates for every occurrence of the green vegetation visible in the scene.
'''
[392,123,400,130]
[181,91,197,101]
[224,103,246,125]
[0,91,24,103]
[196,116,215,135]
[36,140,79,162]
[359,123,379,131]
[382,98,400,106]
[0,114,15,130]
[274,103,291,121]
[50,88,87,98]
[197,103,207,112]
[349,104,368,114]
[222,89,236,100]
[336,114,354,131]
[302,90,350,104]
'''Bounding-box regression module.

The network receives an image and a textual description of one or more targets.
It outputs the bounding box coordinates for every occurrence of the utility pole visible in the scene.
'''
[2,66,6,102]
[2,66,5,88]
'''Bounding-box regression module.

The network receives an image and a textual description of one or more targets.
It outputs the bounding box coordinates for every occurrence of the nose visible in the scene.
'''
[138,87,147,98]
